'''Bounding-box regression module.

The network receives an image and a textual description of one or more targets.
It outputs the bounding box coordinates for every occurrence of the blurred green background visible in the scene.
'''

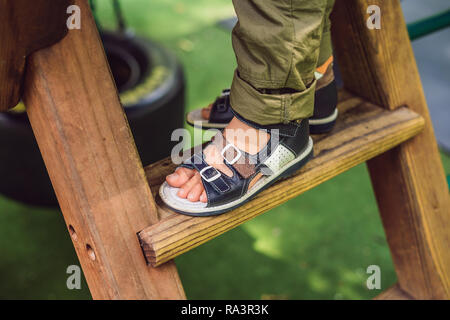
[0,0,449,300]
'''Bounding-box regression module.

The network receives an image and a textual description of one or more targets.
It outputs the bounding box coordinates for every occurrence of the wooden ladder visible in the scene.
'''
[5,0,449,299]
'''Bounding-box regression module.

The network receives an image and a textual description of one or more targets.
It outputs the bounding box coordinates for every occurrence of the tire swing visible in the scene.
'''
[0,1,185,207]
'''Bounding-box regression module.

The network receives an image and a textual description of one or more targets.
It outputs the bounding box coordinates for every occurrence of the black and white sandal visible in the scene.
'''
[186,89,231,129]
[309,78,338,134]
[159,120,313,216]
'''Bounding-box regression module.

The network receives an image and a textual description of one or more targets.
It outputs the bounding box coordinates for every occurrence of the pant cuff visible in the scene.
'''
[230,71,316,125]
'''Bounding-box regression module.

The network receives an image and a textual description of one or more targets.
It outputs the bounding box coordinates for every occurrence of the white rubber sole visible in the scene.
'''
[309,109,338,125]
[159,137,314,216]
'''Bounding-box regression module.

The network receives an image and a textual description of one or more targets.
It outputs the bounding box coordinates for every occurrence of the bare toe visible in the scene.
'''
[187,184,203,202]
[201,104,212,120]
[177,172,202,198]
[200,191,207,203]
[166,167,195,187]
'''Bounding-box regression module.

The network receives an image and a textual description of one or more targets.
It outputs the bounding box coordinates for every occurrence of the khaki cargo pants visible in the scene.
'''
[230,0,335,125]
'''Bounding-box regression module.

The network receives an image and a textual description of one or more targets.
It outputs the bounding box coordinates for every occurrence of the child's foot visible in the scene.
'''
[161,115,313,216]
[166,116,270,203]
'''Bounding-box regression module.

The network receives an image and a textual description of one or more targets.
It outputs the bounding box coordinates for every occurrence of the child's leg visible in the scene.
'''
[194,0,336,131]
[230,0,333,125]
[167,0,333,206]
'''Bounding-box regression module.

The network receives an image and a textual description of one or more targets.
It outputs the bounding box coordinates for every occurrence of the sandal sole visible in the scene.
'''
[309,109,338,134]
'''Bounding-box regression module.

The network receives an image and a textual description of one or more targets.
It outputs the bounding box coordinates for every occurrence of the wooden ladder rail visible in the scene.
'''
[332,0,450,299]
[22,0,185,299]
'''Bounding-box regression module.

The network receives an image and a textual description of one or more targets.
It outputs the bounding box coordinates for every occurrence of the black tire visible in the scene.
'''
[0,113,58,207]
[0,31,185,207]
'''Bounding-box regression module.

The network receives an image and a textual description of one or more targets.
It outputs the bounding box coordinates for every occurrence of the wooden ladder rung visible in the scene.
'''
[138,90,425,267]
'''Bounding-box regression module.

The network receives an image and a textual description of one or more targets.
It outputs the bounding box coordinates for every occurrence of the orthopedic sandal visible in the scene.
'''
[160,120,313,216]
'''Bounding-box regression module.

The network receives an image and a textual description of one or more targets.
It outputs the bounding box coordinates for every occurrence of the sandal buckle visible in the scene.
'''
[221,144,242,165]
[199,166,221,182]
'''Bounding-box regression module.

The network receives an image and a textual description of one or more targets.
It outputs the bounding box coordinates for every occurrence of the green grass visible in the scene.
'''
[0,0,449,300]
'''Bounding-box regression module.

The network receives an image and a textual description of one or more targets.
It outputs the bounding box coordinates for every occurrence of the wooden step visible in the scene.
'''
[138,90,425,267]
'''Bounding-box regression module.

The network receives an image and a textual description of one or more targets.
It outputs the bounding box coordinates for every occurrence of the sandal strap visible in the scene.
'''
[209,90,232,124]
[183,153,230,194]
[215,91,230,112]
[211,132,256,179]
[178,129,281,206]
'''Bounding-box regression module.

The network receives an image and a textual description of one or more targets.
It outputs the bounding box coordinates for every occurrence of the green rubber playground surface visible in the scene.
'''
[0,0,449,300]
